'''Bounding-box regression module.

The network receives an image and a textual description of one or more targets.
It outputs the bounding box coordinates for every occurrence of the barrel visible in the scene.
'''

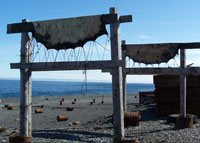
[57,115,68,121]
[176,115,193,128]
[66,106,73,111]
[9,134,32,143]
[124,112,140,127]
[35,109,43,114]
[7,106,14,110]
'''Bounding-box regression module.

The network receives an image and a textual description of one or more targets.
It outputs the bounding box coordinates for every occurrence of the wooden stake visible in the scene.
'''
[20,19,32,137]
[110,7,124,140]
[180,49,186,117]
[122,40,127,111]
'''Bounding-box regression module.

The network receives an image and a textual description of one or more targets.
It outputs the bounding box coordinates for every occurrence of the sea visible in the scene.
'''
[0,79,154,98]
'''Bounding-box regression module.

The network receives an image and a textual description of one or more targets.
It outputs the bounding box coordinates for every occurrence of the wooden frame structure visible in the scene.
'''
[104,41,200,117]
[8,8,132,142]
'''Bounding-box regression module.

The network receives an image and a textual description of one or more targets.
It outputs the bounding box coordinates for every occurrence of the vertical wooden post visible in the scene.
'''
[122,40,127,111]
[180,49,186,117]
[20,19,32,138]
[110,7,124,140]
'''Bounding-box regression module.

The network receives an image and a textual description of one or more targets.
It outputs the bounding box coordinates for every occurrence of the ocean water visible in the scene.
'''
[0,79,154,98]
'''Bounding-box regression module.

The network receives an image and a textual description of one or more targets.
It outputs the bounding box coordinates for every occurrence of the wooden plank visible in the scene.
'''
[110,7,124,140]
[122,42,200,50]
[19,19,32,138]
[124,67,200,75]
[180,49,186,117]
[11,60,123,71]
[119,15,132,23]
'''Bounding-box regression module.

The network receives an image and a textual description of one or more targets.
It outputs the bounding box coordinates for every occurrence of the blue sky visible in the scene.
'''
[0,0,200,83]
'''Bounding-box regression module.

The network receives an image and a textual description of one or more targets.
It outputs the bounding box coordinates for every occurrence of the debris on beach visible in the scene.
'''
[7,106,14,110]
[66,106,73,111]
[4,104,10,108]
[35,109,43,114]
[60,100,64,105]
[73,121,81,125]
[0,127,6,133]
[72,101,76,104]
[57,115,68,121]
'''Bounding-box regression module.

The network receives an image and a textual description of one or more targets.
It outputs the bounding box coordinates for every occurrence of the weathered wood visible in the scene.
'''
[11,60,123,71]
[7,14,132,34]
[180,49,186,117]
[122,42,200,50]
[124,67,200,75]
[119,15,132,23]
[122,40,127,112]
[20,19,32,137]
[110,7,124,140]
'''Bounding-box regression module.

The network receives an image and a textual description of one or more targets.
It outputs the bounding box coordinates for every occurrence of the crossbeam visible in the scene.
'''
[122,42,200,50]
[125,67,200,75]
[7,14,132,34]
[102,67,200,75]
[10,60,123,71]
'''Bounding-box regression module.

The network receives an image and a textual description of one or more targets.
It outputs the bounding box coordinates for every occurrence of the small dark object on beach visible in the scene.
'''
[101,101,104,104]
[45,98,48,100]
[4,104,10,108]
[66,106,73,111]
[57,115,68,121]
[40,105,44,108]
[74,99,77,102]
[72,101,76,104]
[124,112,140,127]
[7,106,14,110]
[35,109,43,114]
[93,99,96,103]
[113,137,139,143]
[176,115,193,128]
[0,128,6,133]
[60,100,64,105]
[9,134,32,143]
[90,102,93,105]
[62,98,64,102]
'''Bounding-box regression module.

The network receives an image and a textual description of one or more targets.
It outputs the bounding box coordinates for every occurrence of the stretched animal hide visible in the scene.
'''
[32,15,107,50]
[125,43,179,64]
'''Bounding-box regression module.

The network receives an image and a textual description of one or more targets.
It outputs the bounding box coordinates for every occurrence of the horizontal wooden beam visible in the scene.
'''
[102,67,200,75]
[7,14,132,34]
[124,67,200,75]
[122,42,200,50]
[10,60,123,71]
[119,15,132,23]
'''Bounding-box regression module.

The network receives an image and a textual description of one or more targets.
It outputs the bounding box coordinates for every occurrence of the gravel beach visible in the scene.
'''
[0,93,200,143]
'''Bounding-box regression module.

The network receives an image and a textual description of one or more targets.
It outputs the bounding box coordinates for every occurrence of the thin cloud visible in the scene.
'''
[138,34,152,39]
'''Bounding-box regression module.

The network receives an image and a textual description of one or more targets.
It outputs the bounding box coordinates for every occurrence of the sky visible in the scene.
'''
[0,0,200,83]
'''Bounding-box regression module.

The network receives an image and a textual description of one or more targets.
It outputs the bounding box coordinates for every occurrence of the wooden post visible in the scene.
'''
[110,7,124,140]
[122,40,127,111]
[180,49,186,117]
[20,19,32,137]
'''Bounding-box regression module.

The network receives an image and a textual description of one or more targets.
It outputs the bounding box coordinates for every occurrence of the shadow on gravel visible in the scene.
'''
[139,107,167,121]
[32,129,112,142]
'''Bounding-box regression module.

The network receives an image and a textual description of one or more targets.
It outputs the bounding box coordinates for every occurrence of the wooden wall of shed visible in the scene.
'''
[154,75,200,116]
